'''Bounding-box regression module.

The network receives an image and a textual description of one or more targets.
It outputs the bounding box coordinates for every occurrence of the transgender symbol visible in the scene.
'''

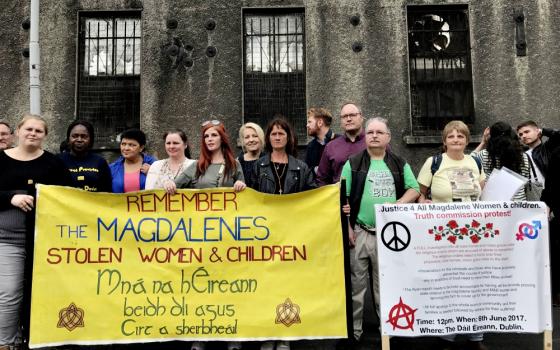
[386,297,417,331]
[57,302,85,331]
[518,220,541,240]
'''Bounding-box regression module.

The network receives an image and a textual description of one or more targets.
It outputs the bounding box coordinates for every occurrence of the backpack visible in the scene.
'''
[430,153,482,175]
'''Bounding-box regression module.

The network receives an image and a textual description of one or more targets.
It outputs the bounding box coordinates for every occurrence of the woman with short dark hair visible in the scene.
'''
[59,120,112,192]
[109,129,156,193]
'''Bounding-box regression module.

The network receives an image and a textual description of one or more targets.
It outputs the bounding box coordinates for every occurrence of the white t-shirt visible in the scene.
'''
[417,154,485,203]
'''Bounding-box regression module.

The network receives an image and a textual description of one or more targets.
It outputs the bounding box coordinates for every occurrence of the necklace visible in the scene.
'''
[165,159,185,179]
[272,162,287,194]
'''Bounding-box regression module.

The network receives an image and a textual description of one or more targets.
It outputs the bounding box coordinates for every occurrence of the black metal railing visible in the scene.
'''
[243,10,306,141]
[77,12,141,147]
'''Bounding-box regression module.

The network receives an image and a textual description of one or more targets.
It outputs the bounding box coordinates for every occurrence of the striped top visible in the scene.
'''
[472,149,530,201]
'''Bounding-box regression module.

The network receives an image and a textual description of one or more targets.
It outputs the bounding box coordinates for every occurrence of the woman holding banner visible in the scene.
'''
[417,120,487,350]
[0,114,71,348]
[164,120,244,350]
[145,129,195,190]
[251,117,315,350]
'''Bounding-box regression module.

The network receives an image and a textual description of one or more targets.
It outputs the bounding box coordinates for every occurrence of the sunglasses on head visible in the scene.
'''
[202,120,221,127]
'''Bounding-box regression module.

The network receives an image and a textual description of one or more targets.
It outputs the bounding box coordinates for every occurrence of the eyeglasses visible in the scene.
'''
[340,112,361,119]
[202,120,221,127]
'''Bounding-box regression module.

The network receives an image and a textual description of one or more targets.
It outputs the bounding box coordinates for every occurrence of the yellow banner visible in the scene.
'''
[30,185,347,347]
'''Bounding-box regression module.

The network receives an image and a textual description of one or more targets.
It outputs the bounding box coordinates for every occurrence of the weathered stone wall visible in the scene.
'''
[0,0,558,169]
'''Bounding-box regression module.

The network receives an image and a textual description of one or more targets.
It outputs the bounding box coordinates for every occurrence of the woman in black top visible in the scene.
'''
[59,120,112,192]
[237,122,265,188]
[251,117,315,196]
[0,114,71,347]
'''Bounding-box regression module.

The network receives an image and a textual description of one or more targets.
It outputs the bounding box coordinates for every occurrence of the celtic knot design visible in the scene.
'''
[275,298,301,327]
[57,302,85,331]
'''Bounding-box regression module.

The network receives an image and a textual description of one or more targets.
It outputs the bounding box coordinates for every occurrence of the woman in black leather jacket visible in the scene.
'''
[251,118,315,350]
[251,117,316,196]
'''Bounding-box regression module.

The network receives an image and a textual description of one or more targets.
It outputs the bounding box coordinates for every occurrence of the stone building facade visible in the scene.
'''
[0,0,558,170]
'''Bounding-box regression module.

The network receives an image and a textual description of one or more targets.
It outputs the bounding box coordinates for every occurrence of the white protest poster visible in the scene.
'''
[376,201,551,337]
[480,167,528,201]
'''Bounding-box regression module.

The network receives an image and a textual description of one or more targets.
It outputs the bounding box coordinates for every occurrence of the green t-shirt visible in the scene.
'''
[341,159,419,228]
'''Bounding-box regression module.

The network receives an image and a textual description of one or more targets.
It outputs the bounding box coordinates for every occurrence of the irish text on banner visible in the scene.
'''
[376,201,551,336]
[30,185,347,347]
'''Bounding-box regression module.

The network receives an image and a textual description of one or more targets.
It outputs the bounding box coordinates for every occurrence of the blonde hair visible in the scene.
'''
[442,120,470,145]
[17,113,48,135]
[239,122,265,153]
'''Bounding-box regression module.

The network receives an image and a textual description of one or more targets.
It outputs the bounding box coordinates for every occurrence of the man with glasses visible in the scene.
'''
[316,103,366,186]
[340,117,419,347]
[0,121,14,150]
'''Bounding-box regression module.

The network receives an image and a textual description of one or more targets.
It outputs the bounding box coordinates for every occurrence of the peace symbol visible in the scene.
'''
[381,221,411,252]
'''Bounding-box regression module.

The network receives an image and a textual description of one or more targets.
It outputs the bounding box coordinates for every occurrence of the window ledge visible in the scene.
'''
[404,134,483,145]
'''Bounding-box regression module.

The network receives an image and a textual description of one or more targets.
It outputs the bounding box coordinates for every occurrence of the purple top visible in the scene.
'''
[316,131,366,186]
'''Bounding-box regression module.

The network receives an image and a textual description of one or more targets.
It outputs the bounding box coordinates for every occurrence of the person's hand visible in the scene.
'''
[140,163,151,174]
[163,180,177,195]
[482,127,490,145]
[342,203,351,215]
[11,194,34,212]
[418,195,432,204]
[348,225,356,248]
[233,180,246,192]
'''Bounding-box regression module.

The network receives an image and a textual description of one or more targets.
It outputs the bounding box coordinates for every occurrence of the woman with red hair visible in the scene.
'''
[165,120,245,192]
[164,120,244,350]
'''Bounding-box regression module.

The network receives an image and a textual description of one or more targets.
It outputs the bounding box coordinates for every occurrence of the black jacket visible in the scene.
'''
[305,129,337,174]
[251,154,316,194]
[532,128,560,178]
[347,149,407,228]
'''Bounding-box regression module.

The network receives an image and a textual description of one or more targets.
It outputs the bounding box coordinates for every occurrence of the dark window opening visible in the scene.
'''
[77,12,141,148]
[243,9,306,142]
[408,5,474,134]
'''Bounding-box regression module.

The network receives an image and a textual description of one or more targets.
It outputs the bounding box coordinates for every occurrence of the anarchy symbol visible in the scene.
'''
[386,297,417,331]
[381,221,411,252]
